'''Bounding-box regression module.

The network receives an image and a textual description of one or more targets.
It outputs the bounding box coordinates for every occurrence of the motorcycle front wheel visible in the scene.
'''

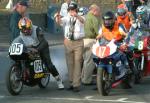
[6,64,23,95]
[97,68,111,96]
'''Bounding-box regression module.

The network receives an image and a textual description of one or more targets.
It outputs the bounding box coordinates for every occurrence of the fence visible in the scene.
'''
[0,0,120,13]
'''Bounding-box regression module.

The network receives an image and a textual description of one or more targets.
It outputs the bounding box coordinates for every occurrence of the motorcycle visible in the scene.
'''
[92,39,134,96]
[128,29,150,84]
[6,43,50,95]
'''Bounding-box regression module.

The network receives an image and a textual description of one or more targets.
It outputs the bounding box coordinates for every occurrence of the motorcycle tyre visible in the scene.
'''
[97,68,111,96]
[122,73,134,89]
[6,64,23,95]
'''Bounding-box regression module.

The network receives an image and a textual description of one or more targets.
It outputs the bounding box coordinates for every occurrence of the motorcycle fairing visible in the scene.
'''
[92,39,117,59]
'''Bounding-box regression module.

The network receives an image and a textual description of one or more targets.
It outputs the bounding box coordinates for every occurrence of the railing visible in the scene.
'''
[0,0,120,13]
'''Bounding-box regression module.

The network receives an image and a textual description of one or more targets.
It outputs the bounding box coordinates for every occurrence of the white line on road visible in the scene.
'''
[84,96,93,99]
[0,96,5,99]
[117,98,128,101]
[0,95,146,103]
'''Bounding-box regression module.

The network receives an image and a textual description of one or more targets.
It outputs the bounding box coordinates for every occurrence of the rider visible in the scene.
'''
[96,11,131,80]
[126,5,150,46]
[96,11,127,43]
[134,5,150,31]
[12,17,64,90]
[116,4,135,32]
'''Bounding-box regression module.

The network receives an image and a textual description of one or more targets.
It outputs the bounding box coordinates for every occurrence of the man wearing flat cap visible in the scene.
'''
[9,0,29,42]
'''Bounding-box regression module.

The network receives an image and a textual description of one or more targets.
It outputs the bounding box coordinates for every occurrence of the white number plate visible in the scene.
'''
[34,60,43,73]
[138,41,144,50]
[9,43,23,55]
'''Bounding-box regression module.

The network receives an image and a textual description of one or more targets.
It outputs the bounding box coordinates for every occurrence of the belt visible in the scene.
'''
[125,0,132,1]
[65,37,83,41]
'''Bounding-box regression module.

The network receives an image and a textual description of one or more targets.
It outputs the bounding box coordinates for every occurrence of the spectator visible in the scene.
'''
[121,0,134,12]
[6,0,13,9]
[60,0,71,17]
[55,2,85,92]
[9,0,28,42]
[81,4,100,85]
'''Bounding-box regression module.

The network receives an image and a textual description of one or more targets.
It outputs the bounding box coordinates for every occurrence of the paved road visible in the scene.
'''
[0,45,150,103]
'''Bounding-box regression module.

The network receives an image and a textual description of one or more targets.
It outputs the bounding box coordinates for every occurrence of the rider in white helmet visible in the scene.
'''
[125,5,150,49]
[134,5,150,29]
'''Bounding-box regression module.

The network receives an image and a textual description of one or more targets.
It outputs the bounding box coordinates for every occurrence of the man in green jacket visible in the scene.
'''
[82,4,100,85]
[9,0,28,42]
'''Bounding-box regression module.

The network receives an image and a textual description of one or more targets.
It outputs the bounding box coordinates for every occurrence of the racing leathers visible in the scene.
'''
[12,25,64,89]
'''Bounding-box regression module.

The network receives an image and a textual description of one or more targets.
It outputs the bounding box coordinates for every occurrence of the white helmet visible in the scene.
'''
[136,6,147,20]
[136,6,146,15]
[78,7,89,16]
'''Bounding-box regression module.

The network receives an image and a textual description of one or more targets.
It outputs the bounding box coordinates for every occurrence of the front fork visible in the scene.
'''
[141,53,145,71]
[97,64,113,81]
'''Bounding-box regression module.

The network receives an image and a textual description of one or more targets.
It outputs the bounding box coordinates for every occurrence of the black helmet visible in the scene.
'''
[68,2,78,11]
[102,11,115,29]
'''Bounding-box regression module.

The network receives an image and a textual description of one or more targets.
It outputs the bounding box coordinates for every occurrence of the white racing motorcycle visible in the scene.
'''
[92,39,134,96]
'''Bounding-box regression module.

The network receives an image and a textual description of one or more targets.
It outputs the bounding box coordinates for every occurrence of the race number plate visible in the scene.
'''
[96,46,110,58]
[92,40,117,58]
[34,60,43,73]
[9,43,23,55]
[135,40,144,50]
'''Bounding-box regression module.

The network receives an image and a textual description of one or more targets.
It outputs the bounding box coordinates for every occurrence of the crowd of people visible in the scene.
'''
[9,0,150,92]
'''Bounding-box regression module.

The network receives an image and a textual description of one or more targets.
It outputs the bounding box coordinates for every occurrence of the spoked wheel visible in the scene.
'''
[134,63,144,84]
[122,71,135,89]
[38,74,50,88]
[97,68,111,96]
[6,64,23,95]
[121,65,135,89]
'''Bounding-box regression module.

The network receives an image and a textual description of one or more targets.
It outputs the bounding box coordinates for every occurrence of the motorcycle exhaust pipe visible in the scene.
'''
[112,80,123,88]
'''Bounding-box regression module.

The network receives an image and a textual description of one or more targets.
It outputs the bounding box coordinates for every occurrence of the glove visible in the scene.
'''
[120,44,128,51]
[132,23,137,29]
[28,48,38,53]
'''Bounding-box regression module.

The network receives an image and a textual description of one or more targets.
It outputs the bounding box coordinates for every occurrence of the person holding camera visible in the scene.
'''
[55,2,85,92]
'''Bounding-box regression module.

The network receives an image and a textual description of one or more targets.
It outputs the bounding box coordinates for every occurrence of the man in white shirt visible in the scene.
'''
[55,2,85,92]
[60,0,71,17]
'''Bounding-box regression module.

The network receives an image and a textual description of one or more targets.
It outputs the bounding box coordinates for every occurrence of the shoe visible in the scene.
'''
[55,76,64,90]
[66,85,73,90]
[92,87,97,90]
[82,82,96,86]
[73,87,80,92]
[56,80,64,90]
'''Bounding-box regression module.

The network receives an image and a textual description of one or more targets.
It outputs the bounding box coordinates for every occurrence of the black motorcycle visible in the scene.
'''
[6,43,50,95]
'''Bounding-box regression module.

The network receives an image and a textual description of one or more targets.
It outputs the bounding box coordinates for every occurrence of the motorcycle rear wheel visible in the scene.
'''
[6,64,23,95]
[97,68,111,96]
[122,71,134,89]
[38,74,50,88]
[134,58,144,84]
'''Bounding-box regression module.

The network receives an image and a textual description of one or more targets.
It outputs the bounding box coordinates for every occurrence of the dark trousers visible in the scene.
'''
[38,44,59,77]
